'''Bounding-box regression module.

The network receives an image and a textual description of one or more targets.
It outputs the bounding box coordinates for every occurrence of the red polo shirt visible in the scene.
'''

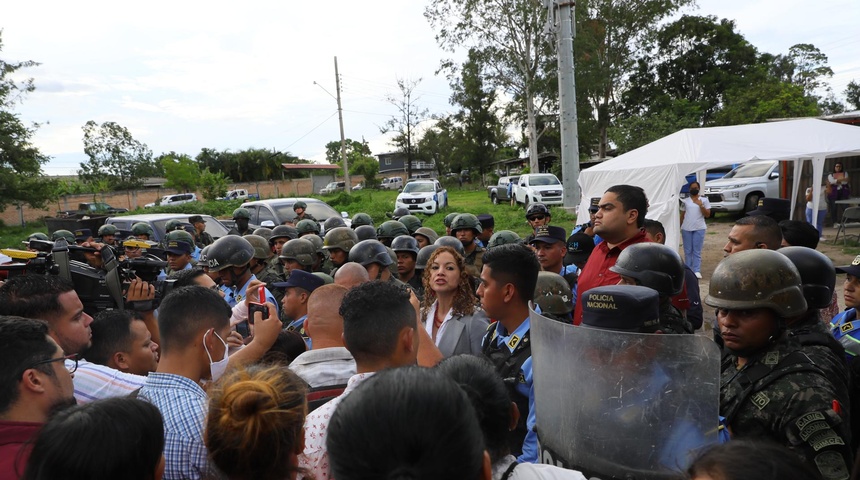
[573,230,650,324]
[0,420,41,480]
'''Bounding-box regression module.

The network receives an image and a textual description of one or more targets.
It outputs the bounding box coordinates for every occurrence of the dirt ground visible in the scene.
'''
[694,219,856,332]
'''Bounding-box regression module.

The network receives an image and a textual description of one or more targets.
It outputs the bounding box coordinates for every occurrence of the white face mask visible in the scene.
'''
[204,330,229,382]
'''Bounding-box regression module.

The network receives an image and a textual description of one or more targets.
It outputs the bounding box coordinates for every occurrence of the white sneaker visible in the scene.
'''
[695,272,702,279]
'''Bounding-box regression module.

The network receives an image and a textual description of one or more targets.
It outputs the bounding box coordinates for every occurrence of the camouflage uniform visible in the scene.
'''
[721,337,852,480]
[194,231,214,248]
[655,301,693,335]
[463,243,485,279]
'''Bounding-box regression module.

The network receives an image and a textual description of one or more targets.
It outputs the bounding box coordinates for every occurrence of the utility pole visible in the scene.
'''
[550,0,581,210]
[334,57,351,193]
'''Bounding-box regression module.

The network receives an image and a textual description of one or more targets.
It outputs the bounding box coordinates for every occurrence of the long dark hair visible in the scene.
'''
[420,246,477,318]
[22,398,164,480]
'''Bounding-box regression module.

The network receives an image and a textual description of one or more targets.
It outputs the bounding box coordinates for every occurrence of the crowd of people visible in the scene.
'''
[0,184,858,480]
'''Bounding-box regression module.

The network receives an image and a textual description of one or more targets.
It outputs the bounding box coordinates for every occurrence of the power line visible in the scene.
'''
[282,111,338,150]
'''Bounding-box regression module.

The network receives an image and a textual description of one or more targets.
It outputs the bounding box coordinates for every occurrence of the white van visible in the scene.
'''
[145,193,198,208]
[380,177,404,191]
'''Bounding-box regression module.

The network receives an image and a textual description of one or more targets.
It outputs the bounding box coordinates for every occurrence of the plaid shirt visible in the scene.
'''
[139,372,211,480]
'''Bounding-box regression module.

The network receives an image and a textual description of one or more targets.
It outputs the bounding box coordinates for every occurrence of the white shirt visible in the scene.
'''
[68,359,146,404]
[424,300,455,346]
[806,186,827,211]
[493,455,587,480]
[680,196,710,231]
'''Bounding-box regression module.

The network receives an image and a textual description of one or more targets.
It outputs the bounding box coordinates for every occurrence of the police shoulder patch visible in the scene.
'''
[841,322,854,333]
[508,335,520,349]
[764,351,780,365]
[814,451,849,480]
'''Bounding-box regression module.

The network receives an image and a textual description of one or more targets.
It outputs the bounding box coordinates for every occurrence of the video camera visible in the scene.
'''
[1,238,176,316]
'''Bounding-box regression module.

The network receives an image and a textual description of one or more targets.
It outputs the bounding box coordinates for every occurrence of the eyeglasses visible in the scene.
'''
[527,215,546,221]
[28,354,79,374]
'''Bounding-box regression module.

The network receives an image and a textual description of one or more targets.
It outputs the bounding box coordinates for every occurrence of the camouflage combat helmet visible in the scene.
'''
[376,220,409,240]
[243,234,272,260]
[52,230,76,243]
[270,225,298,244]
[609,243,685,297]
[25,232,50,243]
[232,208,251,220]
[434,236,465,257]
[443,212,460,228]
[348,239,393,267]
[97,224,118,236]
[391,235,420,256]
[351,213,374,229]
[416,244,441,270]
[305,234,325,255]
[354,225,378,241]
[296,219,320,236]
[293,201,308,211]
[780,246,836,310]
[450,213,482,234]
[164,229,194,246]
[398,215,423,235]
[313,272,334,285]
[279,238,316,267]
[391,207,410,220]
[413,227,439,245]
[323,216,347,232]
[324,227,359,253]
[487,230,521,249]
[534,271,574,317]
[206,236,255,272]
[165,219,184,232]
[253,227,274,241]
[131,222,154,237]
[705,249,807,318]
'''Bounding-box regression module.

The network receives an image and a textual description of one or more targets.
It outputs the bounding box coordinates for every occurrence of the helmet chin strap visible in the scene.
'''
[229,265,251,287]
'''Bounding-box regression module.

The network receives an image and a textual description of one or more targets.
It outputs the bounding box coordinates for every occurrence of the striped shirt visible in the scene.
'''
[139,372,211,480]
[67,359,146,404]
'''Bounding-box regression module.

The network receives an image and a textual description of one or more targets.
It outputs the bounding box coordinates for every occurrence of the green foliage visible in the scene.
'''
[129,199,243,218]
[325,138,372,168]
[845,81,860,110]
[350,156,379,187]
[198,168,230,201]
[381,77,429,179]
[0,32,57,211]
[785,43,834,96]
[160,152,200,192]
[196,147,303,182]
[611,100,703,154]
[78,120,156,191]
[715,77,819,125]
[54,178,89,196]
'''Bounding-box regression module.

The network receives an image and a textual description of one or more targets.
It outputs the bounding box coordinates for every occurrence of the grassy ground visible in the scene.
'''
[0,185,578,249]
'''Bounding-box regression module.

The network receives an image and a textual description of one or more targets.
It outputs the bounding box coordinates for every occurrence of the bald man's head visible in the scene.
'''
[334,262,371,289]
[305,284,349,349]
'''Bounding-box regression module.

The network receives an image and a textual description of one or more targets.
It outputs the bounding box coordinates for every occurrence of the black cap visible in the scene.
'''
[564,232,595,265]
[74,229,93,241]
[477,214,495,229]
[589,197,600,213]
[530,225,566,245]
[165,240,193,255]
[836,254,860,277]
[581,285,659,332]
[747,198,791,220]
[188,215,204,224]
[272,269,325,292]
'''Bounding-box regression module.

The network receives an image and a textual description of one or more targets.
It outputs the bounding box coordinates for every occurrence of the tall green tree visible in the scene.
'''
[159,152,200,192]
[450,49,507,181]
[349,157,379,187]
[574,0,696,158]
[846,81,860,110]
[426,0,554,173]
[381,77,429,180]
[0,32,57,211]
[417,116,462,177]
[78,120,155,190]
[324,138,372,168]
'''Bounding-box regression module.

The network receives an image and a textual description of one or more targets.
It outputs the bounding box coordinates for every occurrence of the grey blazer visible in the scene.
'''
[436,308,491,357]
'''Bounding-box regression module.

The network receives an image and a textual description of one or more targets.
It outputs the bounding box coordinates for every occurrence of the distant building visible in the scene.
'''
[376,152,436,176]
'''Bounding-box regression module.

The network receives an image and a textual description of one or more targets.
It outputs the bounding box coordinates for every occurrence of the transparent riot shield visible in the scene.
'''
[531,306,721,480]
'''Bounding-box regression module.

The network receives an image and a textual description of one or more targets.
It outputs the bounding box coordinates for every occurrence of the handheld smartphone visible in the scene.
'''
[247,285,268,325]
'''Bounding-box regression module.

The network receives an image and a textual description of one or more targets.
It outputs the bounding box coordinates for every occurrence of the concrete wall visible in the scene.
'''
[0,177,323,226]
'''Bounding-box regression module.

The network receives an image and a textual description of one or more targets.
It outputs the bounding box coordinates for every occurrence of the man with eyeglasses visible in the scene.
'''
[0,275,155,404]
[0,316,76,479]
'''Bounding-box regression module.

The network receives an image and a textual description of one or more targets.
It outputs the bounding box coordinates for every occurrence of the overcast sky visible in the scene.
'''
[3,0,857,176]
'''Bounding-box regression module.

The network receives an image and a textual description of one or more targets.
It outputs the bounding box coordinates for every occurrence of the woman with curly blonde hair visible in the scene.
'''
[205,365,307,480]
[421,246,489,357]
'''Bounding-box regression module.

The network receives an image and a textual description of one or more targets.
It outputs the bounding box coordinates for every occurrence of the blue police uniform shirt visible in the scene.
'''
[571,224,603,245]
[831,308,860,360]
[494,317,537,463]
[191,246,201,261]
[225,275,280,316]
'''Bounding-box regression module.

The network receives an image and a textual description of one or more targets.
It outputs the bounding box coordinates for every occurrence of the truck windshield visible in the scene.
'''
[529,175,561,186]
[723,162,774,179]
[403,183,434,193]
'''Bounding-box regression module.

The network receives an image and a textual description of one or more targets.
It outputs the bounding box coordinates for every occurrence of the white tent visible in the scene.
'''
[577,119,860,250]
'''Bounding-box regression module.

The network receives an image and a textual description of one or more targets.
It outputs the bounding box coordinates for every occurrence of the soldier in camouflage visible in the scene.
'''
[244,234,285,305]
[707,249,852,480]
[450,213,485,281]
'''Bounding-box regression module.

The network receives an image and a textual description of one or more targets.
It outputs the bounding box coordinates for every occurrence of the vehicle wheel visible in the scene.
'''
[524,196,530,209]
[744,194,760,213]
[492,193,499,205]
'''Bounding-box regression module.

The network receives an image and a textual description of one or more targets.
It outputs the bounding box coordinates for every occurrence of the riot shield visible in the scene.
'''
[530,306,721,479]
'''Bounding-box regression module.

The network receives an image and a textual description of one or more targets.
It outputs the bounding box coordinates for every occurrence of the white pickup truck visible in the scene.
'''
[703,160,780,213]
[512,173,564,207]
[219,189,260,201]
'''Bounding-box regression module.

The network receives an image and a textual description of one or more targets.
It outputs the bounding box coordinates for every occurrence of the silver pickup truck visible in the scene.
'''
[488,176,519,204]
[703,160,780,213]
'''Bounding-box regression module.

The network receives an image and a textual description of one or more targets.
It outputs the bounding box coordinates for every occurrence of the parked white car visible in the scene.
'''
[703,160,780,213]
[319,181,346,195]
[145,193,198,208]
[395,180,448,215]
[512,174,563,206]
[380,176,404,191]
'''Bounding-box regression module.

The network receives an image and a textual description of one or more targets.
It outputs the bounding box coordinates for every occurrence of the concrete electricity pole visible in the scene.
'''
[334,57,351,193]
[549,0,581,209]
